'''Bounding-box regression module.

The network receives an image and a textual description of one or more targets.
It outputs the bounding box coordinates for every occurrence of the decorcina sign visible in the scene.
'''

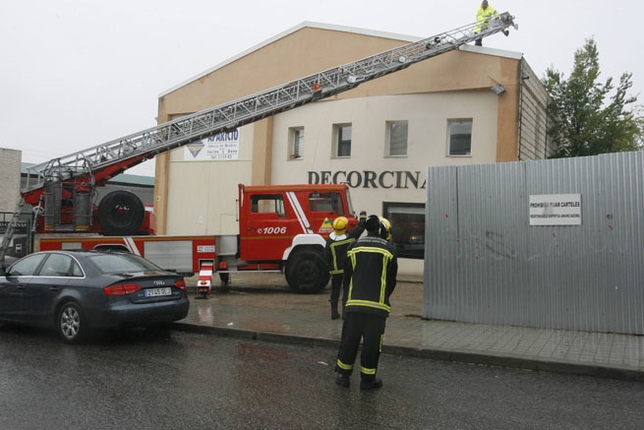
[308,170,426,189]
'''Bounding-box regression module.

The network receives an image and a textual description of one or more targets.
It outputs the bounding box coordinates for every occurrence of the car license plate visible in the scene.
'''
[145,287,172,297]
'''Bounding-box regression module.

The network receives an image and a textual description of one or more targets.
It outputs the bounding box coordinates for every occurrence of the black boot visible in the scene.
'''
[360,378,383,391]
[335,374,350,388]
[331,300,340,320]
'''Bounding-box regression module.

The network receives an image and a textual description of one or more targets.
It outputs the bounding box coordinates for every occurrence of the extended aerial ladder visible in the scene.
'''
[1,13,516,266]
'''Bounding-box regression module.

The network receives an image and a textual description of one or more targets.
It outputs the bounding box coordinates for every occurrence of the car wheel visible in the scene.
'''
[286,248,329,294]
[57,302,87,344]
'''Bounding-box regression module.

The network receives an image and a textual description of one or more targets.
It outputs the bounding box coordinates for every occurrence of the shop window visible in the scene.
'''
[386,121,408,156]
[383,202,425,259]
[333,124,352,158]
[289,127,304,160]
[448,119,472,156]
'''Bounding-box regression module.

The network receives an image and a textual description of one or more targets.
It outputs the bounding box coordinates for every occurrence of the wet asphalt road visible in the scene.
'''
[1,325,643,430]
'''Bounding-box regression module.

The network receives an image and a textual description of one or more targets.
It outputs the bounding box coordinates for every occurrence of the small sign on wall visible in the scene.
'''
[185,130,240,161]
[529,194,582,226]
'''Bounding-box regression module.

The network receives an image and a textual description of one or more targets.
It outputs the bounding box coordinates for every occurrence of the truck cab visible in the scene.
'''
[221,183,360,293]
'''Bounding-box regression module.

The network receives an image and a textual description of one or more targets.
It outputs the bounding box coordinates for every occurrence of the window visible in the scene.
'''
[7,253,47,276]
[250,194,285,217]
[289,127,304,159]
[90,253,163,274]
[448,119,472,156]
[39,254,75,277]
[383,202,425,259]
[309,192,345,215]
[386,121,408,156]
[333,124,352,157]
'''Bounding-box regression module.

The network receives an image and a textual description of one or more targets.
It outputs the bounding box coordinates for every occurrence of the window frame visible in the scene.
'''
[288,127,304,160]
[332,123,352,158]
[447,119,473,157]
[386,120,408,157]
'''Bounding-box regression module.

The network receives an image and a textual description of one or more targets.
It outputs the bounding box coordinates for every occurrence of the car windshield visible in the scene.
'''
[88,253,163,274]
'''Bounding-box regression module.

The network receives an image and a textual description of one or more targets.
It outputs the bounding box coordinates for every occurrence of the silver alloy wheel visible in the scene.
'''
[59,304,81,341]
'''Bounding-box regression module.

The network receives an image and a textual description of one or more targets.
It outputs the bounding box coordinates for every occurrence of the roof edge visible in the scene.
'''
[158,21,420,98]
[459,43,523,60]
[158,22,525,99]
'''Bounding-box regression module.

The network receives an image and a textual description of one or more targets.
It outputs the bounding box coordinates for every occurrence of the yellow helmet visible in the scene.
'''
[332,216,349,234]
[379,217,392,241]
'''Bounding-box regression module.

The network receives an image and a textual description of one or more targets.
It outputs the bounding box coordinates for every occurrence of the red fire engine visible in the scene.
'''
[40,183,360,294]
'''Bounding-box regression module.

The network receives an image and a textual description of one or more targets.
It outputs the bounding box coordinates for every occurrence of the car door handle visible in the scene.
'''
[49,286,61,291]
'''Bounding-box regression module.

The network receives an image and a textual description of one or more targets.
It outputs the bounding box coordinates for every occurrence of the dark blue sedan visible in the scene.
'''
[0,250,189,343]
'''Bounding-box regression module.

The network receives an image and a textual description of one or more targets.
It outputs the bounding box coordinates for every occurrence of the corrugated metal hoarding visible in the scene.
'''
[424,152,644,335]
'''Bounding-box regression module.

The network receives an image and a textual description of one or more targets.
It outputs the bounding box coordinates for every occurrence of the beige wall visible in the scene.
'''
[165,124,255,235]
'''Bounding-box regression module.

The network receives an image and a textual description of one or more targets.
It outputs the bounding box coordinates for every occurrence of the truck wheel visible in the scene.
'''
[286,249,329,294]
[98,190,145,236]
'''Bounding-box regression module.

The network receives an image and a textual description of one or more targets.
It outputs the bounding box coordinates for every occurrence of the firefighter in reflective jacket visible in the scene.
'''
[325,211,366,319]
[474,1,507,46]
[335,215,398,390]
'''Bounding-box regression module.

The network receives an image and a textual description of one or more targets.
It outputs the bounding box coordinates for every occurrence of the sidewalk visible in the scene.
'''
[173,275,644,382]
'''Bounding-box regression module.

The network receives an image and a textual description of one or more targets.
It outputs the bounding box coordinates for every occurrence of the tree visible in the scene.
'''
[542,38,643,158]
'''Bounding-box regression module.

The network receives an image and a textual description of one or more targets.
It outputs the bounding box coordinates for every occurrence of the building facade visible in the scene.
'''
[153,22,551,276]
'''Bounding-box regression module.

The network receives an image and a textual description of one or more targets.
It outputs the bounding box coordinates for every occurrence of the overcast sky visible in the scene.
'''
[2,0,642,176]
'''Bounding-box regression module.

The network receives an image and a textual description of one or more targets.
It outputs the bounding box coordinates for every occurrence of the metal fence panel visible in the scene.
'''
[424,152,644,334]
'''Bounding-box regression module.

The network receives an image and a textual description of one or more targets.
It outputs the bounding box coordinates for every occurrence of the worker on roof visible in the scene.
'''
[474,0,499,46]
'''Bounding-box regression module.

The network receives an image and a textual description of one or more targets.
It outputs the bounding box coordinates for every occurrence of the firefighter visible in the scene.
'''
[324,211,366,319]
[335,215,398,390]
[474,0,499,46]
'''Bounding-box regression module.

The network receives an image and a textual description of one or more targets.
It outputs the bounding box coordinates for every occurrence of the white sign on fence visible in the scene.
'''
[529,194,582,226]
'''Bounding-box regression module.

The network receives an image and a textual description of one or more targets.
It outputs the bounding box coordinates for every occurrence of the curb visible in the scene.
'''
[172,322,340,349]
[171,322,644,382]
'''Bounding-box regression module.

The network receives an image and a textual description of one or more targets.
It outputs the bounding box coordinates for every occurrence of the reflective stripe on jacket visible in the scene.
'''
[343,234,397,317]
[325,222,365,275]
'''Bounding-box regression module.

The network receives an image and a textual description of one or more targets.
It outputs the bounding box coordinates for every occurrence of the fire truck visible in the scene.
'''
[0,14,517,291]
[40,183,360,294]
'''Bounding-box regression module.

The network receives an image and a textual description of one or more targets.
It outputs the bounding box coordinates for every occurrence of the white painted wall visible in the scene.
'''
[271,92,499,214]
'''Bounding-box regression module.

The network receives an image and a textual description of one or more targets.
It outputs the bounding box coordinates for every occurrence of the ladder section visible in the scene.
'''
[22,13,516,198]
